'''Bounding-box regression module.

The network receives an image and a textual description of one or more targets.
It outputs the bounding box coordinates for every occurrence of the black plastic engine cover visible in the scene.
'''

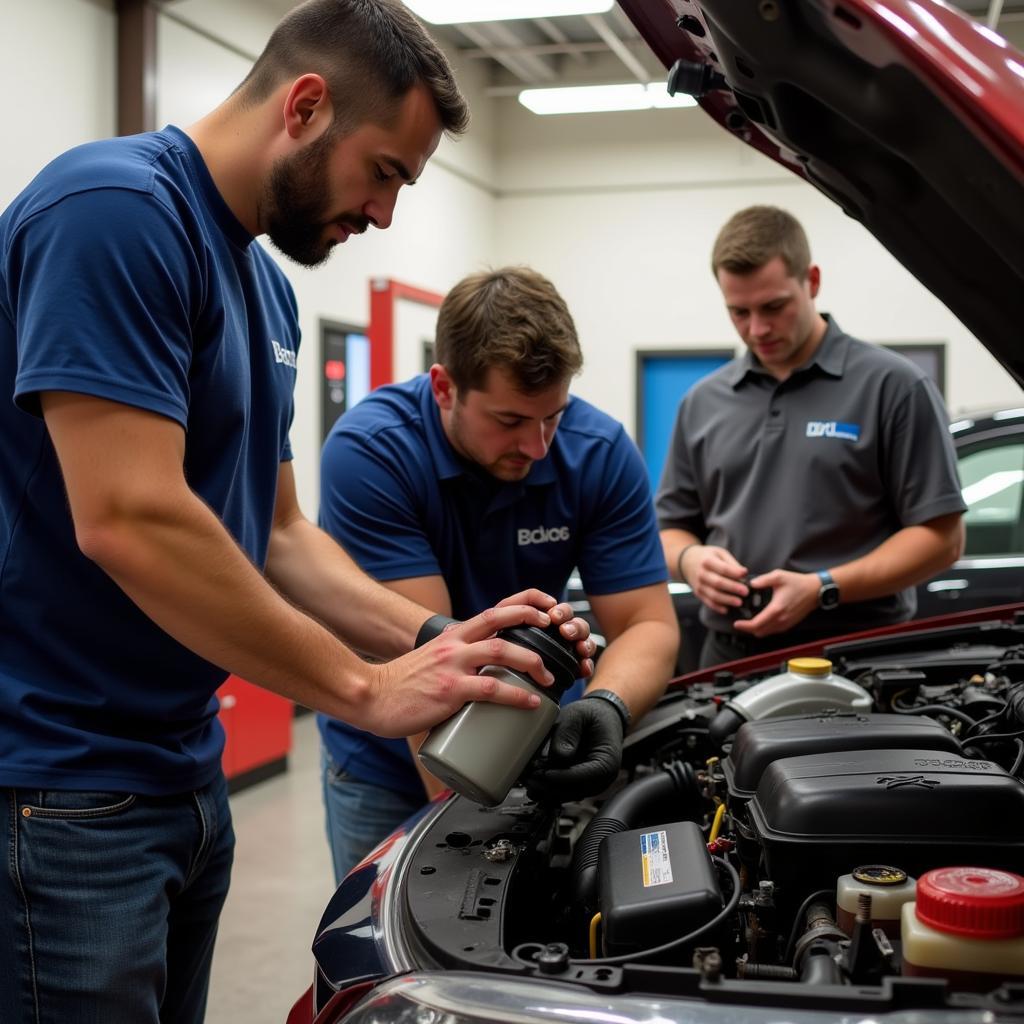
[747,749,1024,901]
[722,713,962,800]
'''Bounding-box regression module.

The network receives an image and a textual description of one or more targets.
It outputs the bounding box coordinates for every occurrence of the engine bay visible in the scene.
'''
[400,615,1024,1010]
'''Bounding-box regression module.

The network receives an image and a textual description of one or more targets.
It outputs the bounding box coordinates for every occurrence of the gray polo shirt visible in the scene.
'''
[656,316,966,637]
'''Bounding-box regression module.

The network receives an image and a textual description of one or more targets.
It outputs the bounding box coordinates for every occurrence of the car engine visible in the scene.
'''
[398,616,1024,1007]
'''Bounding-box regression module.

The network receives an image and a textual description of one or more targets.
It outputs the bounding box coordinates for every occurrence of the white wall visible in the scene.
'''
[492,99,1022,433]
[0,0,116,208]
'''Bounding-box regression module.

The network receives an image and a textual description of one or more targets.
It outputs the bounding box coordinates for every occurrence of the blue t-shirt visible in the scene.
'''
[0,126,299,794]
[318,374,666,795]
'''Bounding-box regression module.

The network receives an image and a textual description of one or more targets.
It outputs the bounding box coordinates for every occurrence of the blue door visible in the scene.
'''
[637,351,732,490]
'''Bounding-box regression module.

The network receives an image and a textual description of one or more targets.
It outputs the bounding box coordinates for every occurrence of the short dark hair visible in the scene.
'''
[435,267,583,395]
[236,0,468,138]
[711,205,812,279]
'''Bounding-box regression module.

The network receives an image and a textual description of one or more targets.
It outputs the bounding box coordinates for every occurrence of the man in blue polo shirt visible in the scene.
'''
[319,266,680,881]
[0,5,593,1021]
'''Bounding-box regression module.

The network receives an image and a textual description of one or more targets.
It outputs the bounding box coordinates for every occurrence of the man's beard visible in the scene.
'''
[260,132,366,268]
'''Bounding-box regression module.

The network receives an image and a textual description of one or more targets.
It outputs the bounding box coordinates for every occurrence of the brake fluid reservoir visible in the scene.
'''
[901,866,1024,991]
[837,865,916,937]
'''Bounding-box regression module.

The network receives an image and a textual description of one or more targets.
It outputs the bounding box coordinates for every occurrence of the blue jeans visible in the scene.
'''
[1,775,234,1024]
[321,748,424,884]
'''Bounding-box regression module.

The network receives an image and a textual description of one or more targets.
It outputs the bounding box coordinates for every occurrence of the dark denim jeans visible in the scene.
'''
[320,747,423,885]
[1,774,234,1024]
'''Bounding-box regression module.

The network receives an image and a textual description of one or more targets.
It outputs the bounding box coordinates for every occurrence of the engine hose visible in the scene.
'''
[569,761,700,912]
[1006,683,1024,728]
[795,902,847,986]
[739,962,798,981]
[800,943,844,985]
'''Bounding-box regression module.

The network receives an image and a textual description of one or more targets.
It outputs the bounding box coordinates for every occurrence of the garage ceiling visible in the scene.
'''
[175,0,1024,95]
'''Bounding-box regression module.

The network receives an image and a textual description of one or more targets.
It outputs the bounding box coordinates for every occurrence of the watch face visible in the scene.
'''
[819,583,841,610]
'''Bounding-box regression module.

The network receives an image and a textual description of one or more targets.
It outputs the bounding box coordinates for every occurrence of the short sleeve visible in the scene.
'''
[10,187,201,425]
[882,377,967,526]
[654,397,707,536]
[320,428,440,580]
[575,428,668,596]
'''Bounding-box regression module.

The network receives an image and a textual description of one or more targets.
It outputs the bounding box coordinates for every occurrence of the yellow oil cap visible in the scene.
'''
[787,657,832,676]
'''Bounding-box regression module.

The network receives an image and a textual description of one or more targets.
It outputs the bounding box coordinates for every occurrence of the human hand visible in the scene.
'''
[681,544,749,615]
[496,588,596,677]
[732,569,819,637]
[522,695,624,803]
[365,603,559,738]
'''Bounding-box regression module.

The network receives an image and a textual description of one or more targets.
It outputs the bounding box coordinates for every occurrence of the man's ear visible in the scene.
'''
[806,264,821,299]
[430,364,457,411]
[282,74,332,140]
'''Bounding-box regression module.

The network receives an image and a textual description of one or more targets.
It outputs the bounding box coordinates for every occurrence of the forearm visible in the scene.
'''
[829,514,965,602]
[265,515,428,660]
[587,618,679,721]
[660,527,703,582]
[78,486,375,722]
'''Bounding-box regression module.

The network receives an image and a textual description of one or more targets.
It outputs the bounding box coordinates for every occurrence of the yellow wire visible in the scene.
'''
[589,912,602,958]
[709,802,727,844]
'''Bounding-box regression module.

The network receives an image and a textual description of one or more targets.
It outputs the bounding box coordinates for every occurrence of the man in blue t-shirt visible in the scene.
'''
[0,5,593,1021]
[319,266,680,881]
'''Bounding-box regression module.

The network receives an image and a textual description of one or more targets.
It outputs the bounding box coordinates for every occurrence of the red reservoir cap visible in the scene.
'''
[916,867,1024,939]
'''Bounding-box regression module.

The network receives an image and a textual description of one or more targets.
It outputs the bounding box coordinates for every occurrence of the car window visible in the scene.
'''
[958,441,1024,557]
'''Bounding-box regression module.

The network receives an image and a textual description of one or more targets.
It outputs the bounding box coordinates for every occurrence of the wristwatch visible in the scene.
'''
[817,570,840,610]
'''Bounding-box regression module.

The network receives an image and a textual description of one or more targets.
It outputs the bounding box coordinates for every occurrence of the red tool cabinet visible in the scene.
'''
[217,675,293,791]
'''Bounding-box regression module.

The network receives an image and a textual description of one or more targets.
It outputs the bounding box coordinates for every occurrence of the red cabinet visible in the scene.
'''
[217,675,293,790]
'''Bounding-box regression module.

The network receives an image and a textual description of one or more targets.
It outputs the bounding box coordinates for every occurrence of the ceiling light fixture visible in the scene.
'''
[518,82,698,115]
[405,1,615,23]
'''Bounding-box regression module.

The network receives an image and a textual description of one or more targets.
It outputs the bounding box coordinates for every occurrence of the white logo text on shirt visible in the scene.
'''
[518,525,571,546]
[271,340,297,369]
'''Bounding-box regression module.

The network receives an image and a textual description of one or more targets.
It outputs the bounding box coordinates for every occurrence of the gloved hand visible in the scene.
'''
[523,694,625,803]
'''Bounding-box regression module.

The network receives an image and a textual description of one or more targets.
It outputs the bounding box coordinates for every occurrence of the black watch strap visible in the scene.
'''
[414,614,459,648]
[583,689,632,731]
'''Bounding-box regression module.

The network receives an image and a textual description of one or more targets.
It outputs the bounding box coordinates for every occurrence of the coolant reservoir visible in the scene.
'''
[837,865,916,937]
[714,658,871,737]
[901,866,1024,991]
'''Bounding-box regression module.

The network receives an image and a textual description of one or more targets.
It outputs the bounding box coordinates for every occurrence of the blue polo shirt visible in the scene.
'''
[0,126,298,794]
[318,374,666,795]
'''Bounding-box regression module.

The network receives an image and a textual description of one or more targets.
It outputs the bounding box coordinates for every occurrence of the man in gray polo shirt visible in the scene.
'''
[657,205,966,667]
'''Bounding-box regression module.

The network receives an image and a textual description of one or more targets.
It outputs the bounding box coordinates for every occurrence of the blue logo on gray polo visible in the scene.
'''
[806,420,861,441]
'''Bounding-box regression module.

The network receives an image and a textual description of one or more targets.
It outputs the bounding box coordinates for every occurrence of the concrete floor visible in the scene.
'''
[206,713,335,1024]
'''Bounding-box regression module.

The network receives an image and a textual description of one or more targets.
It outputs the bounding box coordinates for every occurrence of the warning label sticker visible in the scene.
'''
[639,830,673,887]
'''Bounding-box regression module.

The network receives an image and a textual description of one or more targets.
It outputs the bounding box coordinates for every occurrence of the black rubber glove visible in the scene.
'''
[523,695,625,803]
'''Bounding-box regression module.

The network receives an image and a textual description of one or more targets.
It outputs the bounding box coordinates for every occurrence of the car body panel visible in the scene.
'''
[337,971,999,1024]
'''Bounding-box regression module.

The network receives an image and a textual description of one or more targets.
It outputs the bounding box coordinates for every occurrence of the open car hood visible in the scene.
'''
[618,0,1024,388]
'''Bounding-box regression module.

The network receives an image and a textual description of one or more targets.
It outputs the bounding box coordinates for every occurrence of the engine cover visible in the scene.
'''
[722,713,963,801]
[746,749,1024,902]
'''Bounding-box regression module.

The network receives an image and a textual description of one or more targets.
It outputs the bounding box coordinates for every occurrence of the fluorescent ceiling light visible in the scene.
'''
[519,82,698,115]
[405,1,614,24]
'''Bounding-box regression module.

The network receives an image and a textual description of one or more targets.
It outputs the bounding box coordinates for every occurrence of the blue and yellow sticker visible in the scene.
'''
[639,830,673,887]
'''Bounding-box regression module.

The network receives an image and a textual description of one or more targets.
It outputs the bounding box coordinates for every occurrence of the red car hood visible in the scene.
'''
[618,0,1024,387]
